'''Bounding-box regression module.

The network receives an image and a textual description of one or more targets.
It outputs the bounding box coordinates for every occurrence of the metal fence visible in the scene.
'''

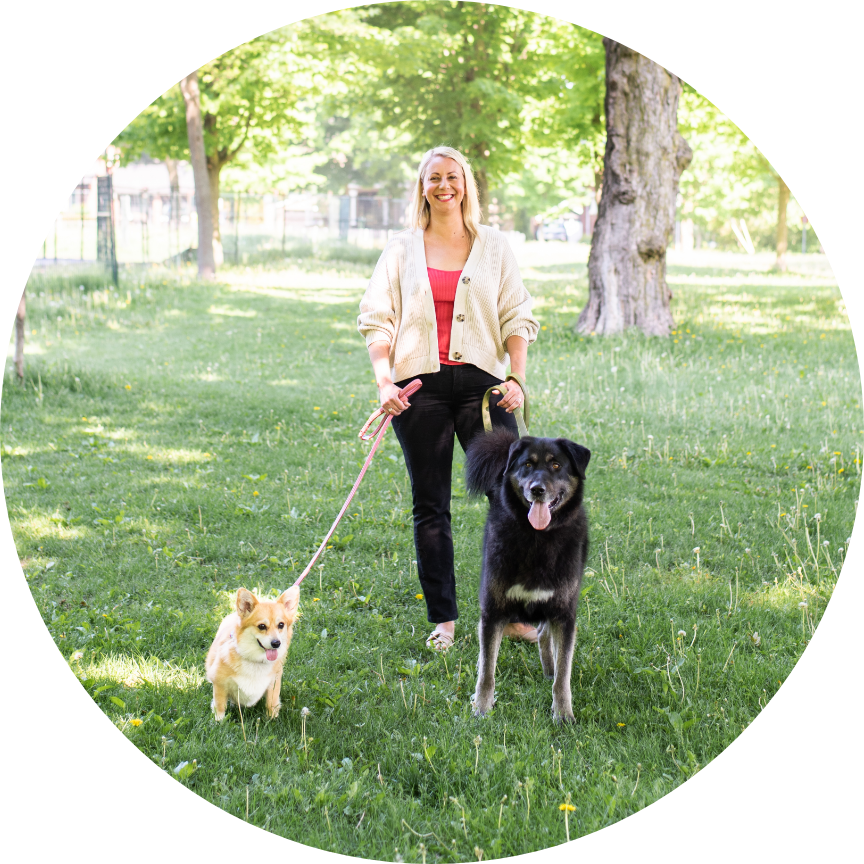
[36,174,412,267]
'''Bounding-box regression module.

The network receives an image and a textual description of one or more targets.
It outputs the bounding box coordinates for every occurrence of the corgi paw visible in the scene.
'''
[267,703,281,719]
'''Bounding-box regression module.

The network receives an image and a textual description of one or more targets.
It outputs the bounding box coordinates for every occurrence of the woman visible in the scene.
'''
[357,146,539,650]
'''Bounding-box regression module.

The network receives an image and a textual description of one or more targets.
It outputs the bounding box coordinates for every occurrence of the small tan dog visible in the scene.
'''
[205,586,300,721]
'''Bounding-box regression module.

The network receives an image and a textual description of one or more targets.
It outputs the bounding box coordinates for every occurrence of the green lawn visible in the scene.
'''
[4,244,860,860]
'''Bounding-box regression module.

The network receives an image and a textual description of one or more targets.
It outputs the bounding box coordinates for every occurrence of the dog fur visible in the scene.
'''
[205,586,300,721]
[466,428,590,722]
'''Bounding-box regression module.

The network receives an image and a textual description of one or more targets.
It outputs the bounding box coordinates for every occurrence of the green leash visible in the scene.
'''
[481,372,530,437]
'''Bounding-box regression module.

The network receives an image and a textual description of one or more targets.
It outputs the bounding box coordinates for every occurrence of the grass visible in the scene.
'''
[3,244,860,860]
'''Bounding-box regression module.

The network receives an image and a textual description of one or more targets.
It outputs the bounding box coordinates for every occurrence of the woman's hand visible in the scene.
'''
[379,381,410,416]
[493,380,524,414]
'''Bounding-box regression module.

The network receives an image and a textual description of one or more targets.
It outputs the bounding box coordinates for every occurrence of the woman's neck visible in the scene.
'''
[426,208,468,243]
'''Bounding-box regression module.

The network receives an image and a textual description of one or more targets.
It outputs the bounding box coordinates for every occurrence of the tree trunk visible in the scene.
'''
[207,159,224,267]
[179,71,216,279]
[578,39,693,337]
[776,176,790,273]
[475,167,489,225]
[15,290,25,383]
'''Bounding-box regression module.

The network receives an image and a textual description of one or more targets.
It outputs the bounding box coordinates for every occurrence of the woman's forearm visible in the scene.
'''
[367,340,393,388]
[506,335,528,380]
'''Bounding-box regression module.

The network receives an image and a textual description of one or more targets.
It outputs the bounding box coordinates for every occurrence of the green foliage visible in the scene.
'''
[4,246,858,857]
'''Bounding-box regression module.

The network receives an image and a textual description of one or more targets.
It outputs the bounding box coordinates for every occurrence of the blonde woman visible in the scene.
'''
[358,146,539,650]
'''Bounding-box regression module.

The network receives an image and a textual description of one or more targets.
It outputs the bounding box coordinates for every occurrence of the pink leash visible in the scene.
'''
[290,378,423,588]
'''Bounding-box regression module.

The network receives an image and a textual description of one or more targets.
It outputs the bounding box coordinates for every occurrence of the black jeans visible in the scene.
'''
[392,364,518,623]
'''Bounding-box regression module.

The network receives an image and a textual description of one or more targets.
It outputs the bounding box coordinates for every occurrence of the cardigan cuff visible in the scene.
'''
[363,329,394,348]
[502,325,534,346]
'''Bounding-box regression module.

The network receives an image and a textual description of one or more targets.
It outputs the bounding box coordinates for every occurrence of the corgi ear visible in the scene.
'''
[236,588,258,619]
[279,585,300,619]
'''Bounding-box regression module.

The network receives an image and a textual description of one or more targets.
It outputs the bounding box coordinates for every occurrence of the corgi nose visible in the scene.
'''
[270,638,281,649]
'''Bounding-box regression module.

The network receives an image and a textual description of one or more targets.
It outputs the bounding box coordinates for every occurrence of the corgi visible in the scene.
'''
[205,586,300,722]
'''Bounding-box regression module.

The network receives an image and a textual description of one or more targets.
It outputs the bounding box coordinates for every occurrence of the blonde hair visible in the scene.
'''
[409,146,482,242]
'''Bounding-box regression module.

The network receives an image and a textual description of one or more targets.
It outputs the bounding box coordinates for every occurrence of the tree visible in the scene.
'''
[180,72,215,278]
[312,2,563,211]
[114,28,314,266]
[578,39,692,337]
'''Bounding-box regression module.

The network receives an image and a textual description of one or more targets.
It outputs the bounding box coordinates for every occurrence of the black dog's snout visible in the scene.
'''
[270,639,281,649]
[530,484,546,500]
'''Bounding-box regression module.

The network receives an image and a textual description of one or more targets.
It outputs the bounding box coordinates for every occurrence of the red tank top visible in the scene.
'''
[428,268,464,365]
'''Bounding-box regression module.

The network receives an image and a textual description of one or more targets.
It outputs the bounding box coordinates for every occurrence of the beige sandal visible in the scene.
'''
[503,623,539,644]
[426,628,455,651]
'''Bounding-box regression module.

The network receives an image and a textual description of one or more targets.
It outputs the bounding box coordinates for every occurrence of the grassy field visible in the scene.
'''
[4,243,860,859]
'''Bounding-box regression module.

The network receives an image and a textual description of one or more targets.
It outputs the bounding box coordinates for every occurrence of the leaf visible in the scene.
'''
[320,629,328,640]
[109,696,126,709]
[173,760,198,780]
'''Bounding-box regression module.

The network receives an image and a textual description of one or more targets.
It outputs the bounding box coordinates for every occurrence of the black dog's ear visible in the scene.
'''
[558,439,591,479]
[504,437,533,474]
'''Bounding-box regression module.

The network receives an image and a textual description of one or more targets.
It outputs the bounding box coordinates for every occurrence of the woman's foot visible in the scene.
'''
[503,622,539,644]
[426,620,455,651]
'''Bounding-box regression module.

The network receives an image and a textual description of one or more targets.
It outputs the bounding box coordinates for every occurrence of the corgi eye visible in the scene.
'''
[277,622,285,629]
[257,623,267,631]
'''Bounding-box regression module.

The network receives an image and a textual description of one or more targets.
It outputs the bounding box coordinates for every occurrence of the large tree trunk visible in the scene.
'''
[578,39,693,337]
[475,167,489,225]
[15,290,25,383]
[776,176,790,272]
[179,71,216,279]
[206,159,224,267]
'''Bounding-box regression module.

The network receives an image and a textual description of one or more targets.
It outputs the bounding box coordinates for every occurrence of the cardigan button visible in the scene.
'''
[453,352,462,360]
[456,314,465,322]
[462,276,470,285]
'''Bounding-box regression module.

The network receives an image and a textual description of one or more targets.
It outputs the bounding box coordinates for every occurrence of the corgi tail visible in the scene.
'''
[465,427,519,495]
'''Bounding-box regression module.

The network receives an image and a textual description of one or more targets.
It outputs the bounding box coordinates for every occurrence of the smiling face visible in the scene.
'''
[235,587,300,663]
[423,156,466,218]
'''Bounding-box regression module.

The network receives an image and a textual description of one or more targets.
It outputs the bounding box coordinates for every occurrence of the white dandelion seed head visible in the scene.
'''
[693,547,701,554]
[798,601,808,608]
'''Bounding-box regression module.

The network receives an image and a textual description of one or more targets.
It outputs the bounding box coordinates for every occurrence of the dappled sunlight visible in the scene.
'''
[266,379,303,387]
[223,269,368,292]
[78,653,206,692]
[208,304,257,318]
[12,510,90,542]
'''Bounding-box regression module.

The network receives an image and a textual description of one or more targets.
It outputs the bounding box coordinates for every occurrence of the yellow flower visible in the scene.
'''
[313,598,319,602]
[125,384,132,390]
[559,803,576,812]
[617,722,626,727]
[146,455,153,460]
[416,593,424,600]
[253,490,259,497]
[541,325,547,330]
[130,719,142,727]
[313,407,320,411]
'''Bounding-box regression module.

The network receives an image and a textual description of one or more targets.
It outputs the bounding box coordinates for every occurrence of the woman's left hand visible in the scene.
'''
[493,380,524,413]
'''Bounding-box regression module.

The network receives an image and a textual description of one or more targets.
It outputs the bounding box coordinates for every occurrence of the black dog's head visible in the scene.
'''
[505,436,591,531]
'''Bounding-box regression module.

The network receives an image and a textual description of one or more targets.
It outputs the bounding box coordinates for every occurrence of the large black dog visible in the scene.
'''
[465,428,590,722]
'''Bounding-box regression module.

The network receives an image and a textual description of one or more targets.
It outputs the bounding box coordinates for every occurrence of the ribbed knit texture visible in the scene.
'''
[428,267,462,365]
[358,226,539,382]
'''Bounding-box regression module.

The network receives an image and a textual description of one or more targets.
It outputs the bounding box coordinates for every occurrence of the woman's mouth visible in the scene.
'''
[436,194,454,201]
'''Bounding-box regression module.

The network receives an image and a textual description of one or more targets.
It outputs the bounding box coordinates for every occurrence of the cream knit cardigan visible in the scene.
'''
[357,225,539,383]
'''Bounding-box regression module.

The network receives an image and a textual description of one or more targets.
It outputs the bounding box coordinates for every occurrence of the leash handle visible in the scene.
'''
[292,378,423,588]
[359,378,423,441]
[481,374,529,437]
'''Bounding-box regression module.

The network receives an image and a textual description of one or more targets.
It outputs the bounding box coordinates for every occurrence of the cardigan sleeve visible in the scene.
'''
[357,242,399,347]
[497,237,539,345]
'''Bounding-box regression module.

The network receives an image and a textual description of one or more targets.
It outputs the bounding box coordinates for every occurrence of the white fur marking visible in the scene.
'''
[506,584,555,603]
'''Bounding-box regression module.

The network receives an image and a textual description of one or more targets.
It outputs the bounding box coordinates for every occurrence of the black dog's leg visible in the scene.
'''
[473,614,505,716]
[548,618,577,723]
[537,621,555,679]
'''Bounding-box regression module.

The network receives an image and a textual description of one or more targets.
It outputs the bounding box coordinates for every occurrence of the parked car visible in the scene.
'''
[535,220,568,241]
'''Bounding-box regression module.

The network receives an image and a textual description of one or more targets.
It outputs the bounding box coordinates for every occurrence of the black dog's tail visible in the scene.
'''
[465,428,519,495]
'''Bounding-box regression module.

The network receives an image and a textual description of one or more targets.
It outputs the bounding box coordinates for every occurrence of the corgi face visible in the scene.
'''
[234,587,300,664]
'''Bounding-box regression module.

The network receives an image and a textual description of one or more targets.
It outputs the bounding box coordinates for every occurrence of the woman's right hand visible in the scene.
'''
[379,381,410,416]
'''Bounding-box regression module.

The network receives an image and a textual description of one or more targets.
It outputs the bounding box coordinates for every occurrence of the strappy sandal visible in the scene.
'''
[426,628,455,651]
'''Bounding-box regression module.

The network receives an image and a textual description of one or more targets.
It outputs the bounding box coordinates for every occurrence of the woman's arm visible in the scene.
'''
[495,334,528,413]
[368,340,410,415]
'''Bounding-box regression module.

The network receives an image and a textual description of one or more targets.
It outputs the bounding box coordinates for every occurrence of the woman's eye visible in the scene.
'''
[257,623,267,631]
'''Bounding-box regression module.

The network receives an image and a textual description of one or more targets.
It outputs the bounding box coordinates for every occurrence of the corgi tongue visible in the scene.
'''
[528,501,551,531]
[265,648,278,661]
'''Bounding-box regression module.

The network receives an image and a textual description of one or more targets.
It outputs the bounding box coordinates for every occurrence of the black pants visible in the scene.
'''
[392,364,518,623]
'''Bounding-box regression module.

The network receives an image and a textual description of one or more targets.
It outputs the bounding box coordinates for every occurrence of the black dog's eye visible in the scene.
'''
[551,462,560,470]
[278,622,285,629]
[525,460,533,468]
[257,623,267,631]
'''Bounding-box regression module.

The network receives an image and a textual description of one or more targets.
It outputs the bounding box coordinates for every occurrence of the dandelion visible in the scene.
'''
[124,384,131,390]
[473,735,482,773]
[559,794,576,842]
[253,491,259,497]
[677,630,686,638]
[300,706,311,756]
[415,593,423,600]
[130,718,142,727]
[312,598,319,602]
[745,548,751,554]
[815,513,822,521]
[71,651,83,661]
[617,722,626,728]
[750,632,761,647]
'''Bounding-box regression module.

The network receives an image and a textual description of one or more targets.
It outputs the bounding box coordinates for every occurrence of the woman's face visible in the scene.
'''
[423,156,466,219]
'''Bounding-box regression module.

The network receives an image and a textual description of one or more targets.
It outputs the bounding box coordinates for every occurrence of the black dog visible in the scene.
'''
[465,428,590,722]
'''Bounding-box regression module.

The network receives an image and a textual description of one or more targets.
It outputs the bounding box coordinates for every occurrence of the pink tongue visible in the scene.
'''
[528,501,551,531]
[265,649,278,661]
